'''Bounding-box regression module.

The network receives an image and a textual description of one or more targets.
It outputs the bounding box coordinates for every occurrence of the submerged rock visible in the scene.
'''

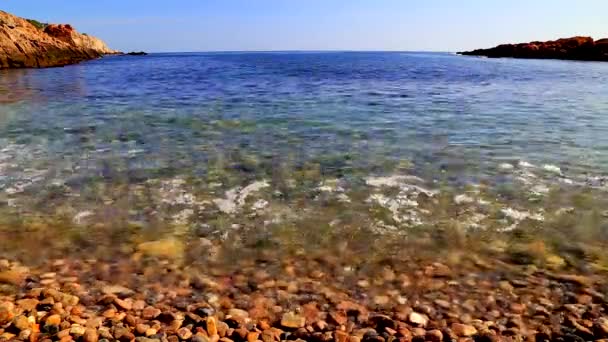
[137,238,185,260]
[454,194,474,205]
[213,180,269,214]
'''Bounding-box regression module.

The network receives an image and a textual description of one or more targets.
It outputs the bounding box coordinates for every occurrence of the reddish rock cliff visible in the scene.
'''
[0,10,118,69]
[459,36,608,62]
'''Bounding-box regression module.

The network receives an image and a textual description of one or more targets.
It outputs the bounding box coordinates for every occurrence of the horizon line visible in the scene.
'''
[124,49,458,54]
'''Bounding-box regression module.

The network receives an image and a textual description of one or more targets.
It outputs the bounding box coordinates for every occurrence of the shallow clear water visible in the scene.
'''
[1,52,608,235]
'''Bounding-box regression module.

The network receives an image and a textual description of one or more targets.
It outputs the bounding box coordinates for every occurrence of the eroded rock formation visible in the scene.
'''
[0,10,118,69]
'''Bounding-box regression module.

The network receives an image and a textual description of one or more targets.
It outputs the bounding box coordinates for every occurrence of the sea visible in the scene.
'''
[1,52,608,247]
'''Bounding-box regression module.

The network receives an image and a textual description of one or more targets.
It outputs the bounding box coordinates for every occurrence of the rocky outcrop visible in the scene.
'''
[459,36,608,62]
[0,10,118,69]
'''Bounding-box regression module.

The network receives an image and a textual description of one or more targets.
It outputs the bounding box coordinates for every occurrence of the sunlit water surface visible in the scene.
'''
[1,52,608,253]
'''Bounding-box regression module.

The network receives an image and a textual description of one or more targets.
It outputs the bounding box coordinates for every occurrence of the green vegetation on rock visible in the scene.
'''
[26,19,48,30]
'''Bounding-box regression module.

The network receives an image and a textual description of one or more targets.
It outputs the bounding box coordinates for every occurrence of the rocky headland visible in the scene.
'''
[0,10,118,69]
[459,36,608,62]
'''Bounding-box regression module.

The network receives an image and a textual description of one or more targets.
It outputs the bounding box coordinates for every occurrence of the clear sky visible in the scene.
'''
[3,0,608,52]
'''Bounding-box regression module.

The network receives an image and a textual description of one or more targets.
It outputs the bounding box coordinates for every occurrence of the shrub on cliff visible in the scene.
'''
[26,19,48,30]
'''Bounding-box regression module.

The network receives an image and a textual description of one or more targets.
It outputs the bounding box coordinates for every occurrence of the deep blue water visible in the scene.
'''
[1,52,608,197]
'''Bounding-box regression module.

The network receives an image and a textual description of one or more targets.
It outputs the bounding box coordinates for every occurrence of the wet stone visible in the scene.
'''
[207,316,218,336]
[228,308,249,319]
[45,314,62,326]
[17,298,39,312]
[408,312,428,327]
[281,312,306,329]
[178,327,193,339]
[451,323,478,337]
[595,318,608,337]
[330,310,348,325]
[335,330,349,342]
[83,328,99,342]
[13,314,30,331]
[425,329,443,342]
[70,325,86,336]
[142,306,162,319]
[135,338,161,342]
[115,297,133,311]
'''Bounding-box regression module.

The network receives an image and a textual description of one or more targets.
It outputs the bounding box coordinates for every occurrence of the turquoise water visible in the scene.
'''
[1,52,608,236]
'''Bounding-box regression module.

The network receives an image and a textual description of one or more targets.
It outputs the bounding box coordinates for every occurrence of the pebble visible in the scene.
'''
[46,314,62,326]
[83,328,99,342]
[192,336,210,342]
[434,299,451,309]
[498,281,514,292]
[0,269,27,285]
[135,338,161,342]
[425,329,443,342]
[451,323,478,337]
[101,285,134,297]
[373,295,390,305]
[142,306,161,319]
[330,310,348,325]
[207,316,218,336]
[335,330,349,342]
[281,312,306,328]
[136,324,150,335]
[0,247,605,342]
[408,312,428,327]
[114,297,133,310]
[177,327,193,339]
[70,325,86,336]
[228,308,249,319]
[596,318,608,336]
[247,331,260,342]
[13,314,30,330]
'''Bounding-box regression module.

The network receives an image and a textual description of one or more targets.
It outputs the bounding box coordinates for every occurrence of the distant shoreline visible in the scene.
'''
[459,36,608,62]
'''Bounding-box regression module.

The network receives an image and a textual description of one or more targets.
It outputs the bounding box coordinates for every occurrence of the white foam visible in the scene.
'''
[365,175,425,188]
[499,163,514,171]
[518,161,535,168]
[542,164,562,175]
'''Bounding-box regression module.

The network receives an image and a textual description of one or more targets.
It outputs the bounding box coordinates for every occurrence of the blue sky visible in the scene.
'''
[3,1,608,52]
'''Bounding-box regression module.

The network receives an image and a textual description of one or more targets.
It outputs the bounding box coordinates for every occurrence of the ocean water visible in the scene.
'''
[1,52,608,243]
